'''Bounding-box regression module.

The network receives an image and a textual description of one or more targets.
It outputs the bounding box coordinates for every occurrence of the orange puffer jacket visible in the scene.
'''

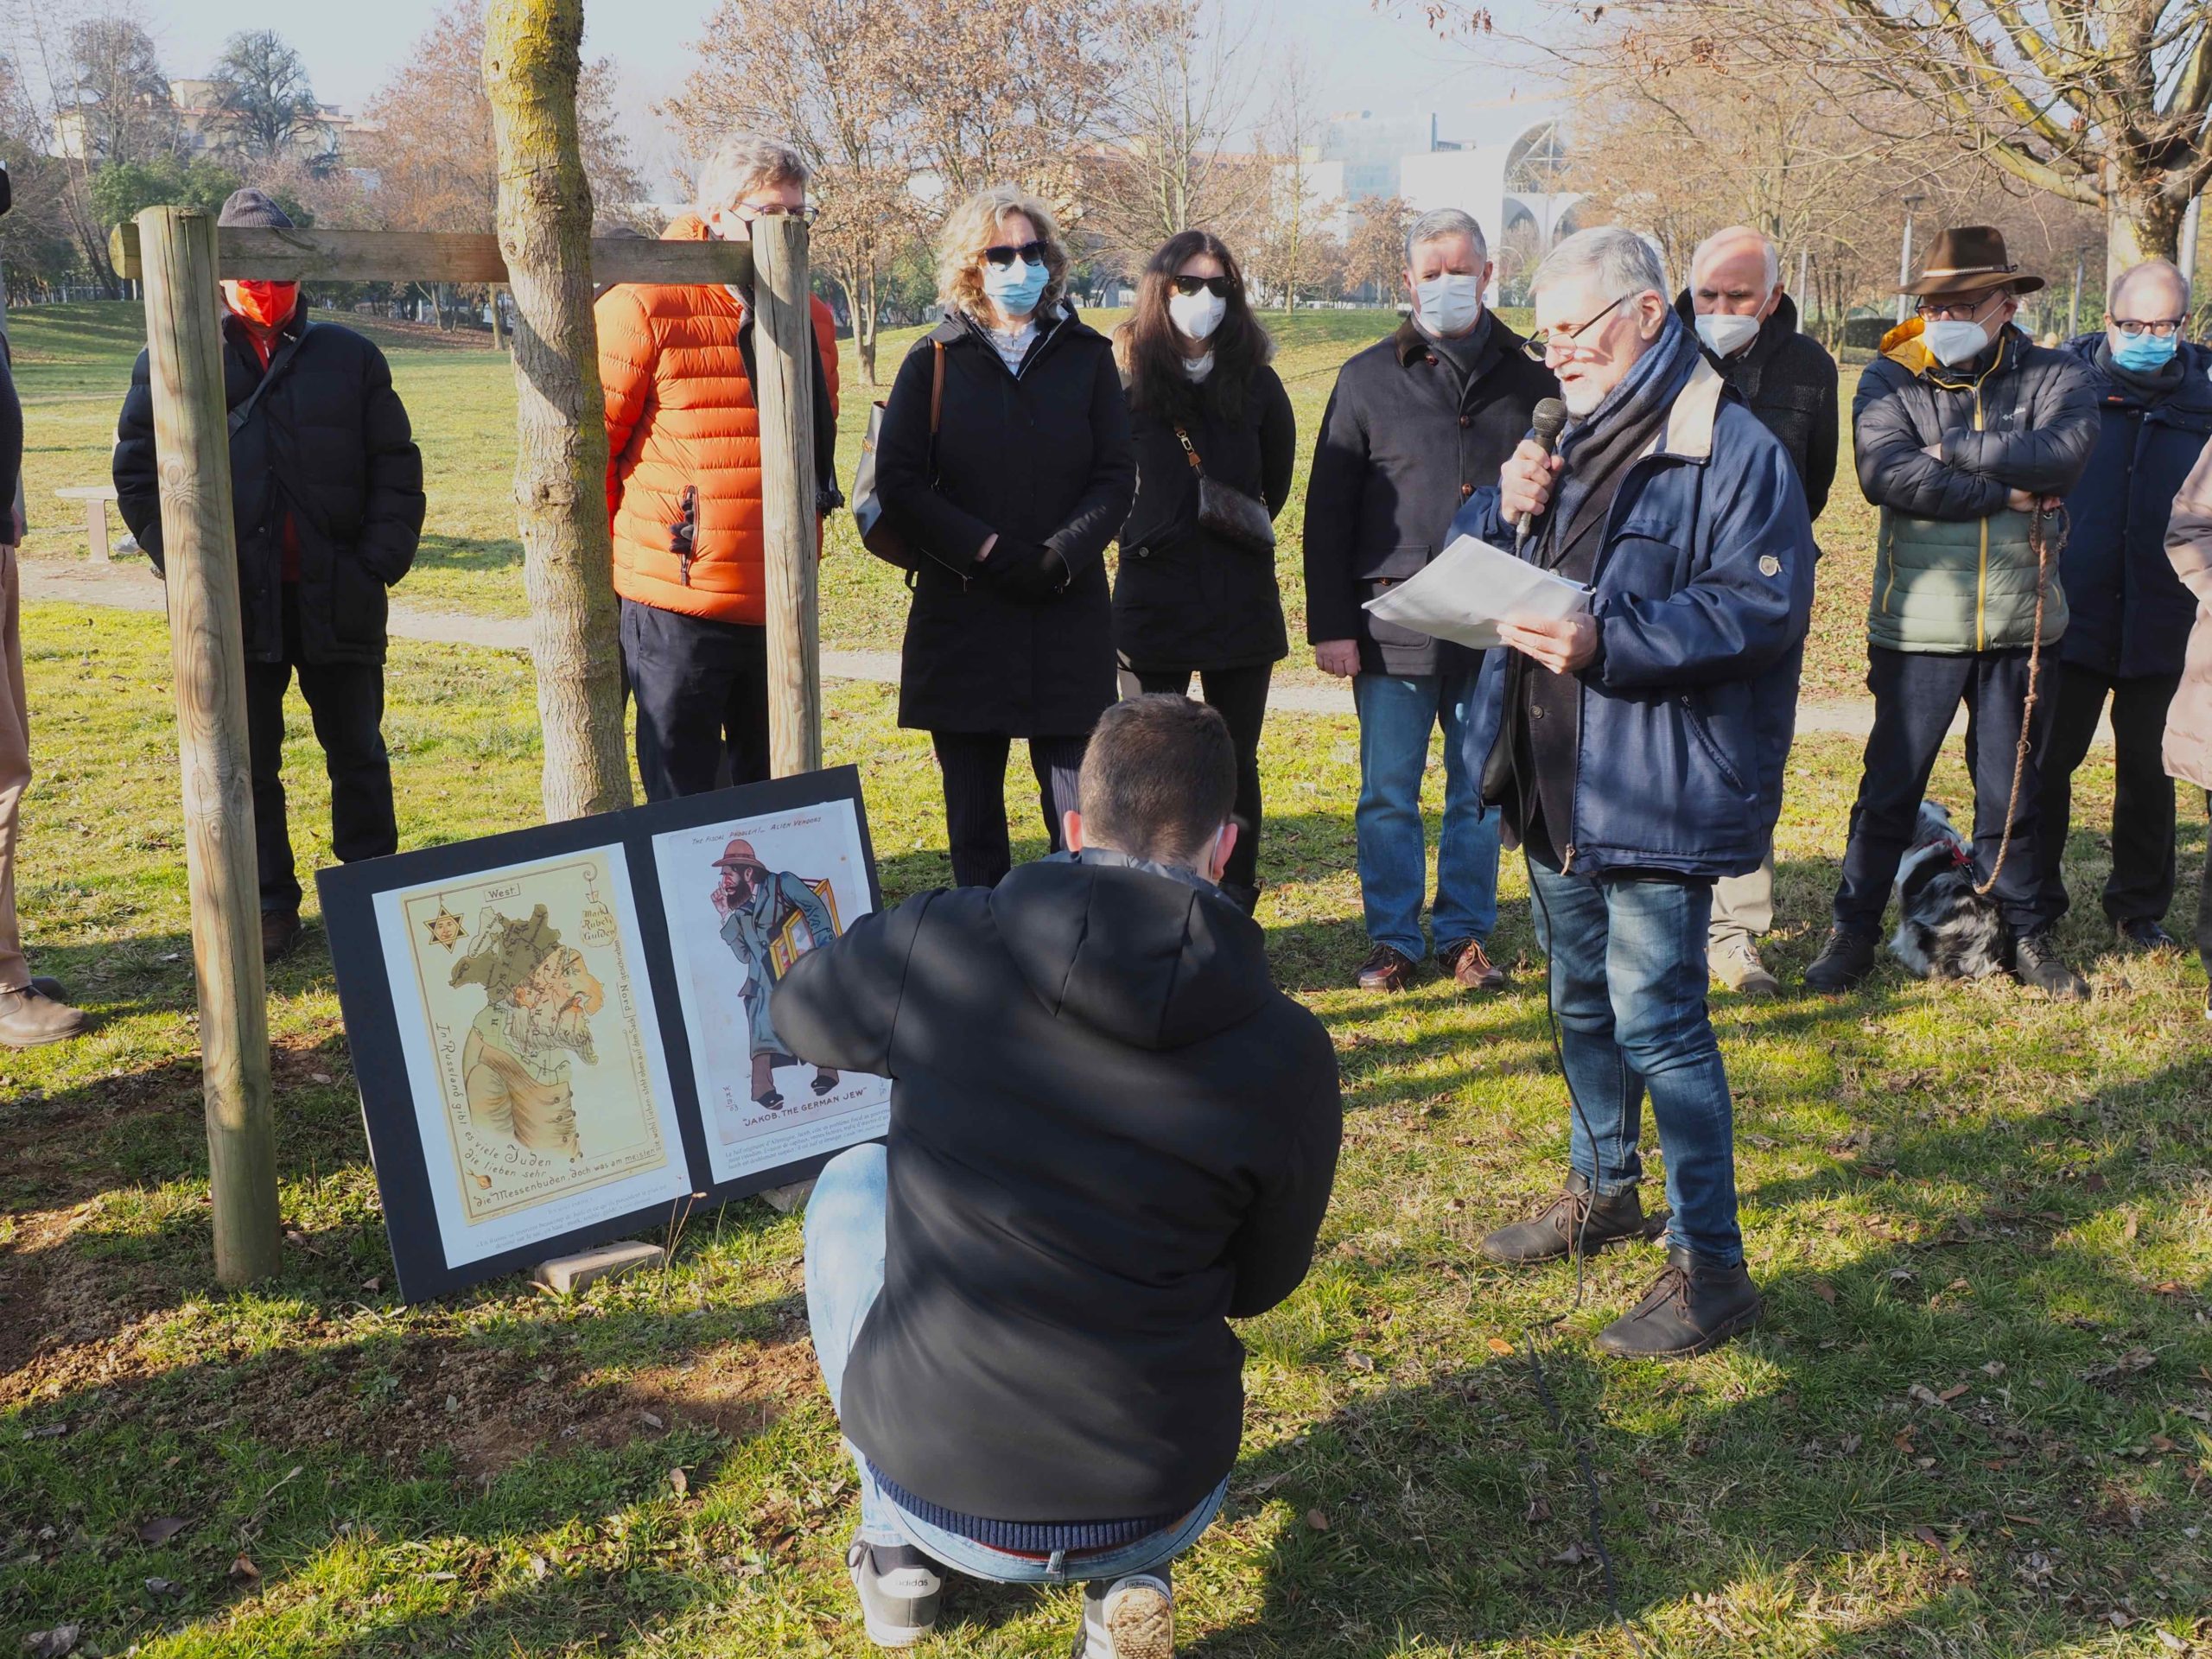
[598,213,841,626]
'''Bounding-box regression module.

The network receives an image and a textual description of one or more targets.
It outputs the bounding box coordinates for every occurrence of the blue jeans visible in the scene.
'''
[1527,861,1744,1265]
[803,1144,1229,1584]
[1351,672,1501,960]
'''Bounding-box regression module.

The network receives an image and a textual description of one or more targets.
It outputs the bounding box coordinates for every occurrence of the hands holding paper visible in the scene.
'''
[1499,612,1599,674]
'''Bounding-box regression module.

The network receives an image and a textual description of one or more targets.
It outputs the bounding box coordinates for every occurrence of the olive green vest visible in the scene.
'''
[1869,505,2068,653]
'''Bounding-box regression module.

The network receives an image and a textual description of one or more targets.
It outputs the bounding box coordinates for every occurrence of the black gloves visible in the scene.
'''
[981,537,1070,601]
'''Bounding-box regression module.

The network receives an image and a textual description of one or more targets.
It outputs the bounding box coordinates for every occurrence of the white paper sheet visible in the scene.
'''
[1361,533,1591,652]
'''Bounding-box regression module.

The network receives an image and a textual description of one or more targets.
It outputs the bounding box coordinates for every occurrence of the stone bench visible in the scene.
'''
[54,485,121,563]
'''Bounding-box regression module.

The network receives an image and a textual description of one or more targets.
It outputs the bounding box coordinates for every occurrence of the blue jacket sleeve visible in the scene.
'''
[1853,360,2009,522]
[1594,432,1816,691]
[1450,487,1510,548]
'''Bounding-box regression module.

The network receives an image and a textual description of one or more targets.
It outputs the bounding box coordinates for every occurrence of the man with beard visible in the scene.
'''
[710,836,840,1109]
[451,906,603,1160]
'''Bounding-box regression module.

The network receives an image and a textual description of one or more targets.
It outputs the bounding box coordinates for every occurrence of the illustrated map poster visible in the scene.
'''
[372,845,690,1268]
[652,796,892,1185]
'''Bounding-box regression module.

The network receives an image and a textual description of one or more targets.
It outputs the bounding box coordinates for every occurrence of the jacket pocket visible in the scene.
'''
[1678,691,1749,798]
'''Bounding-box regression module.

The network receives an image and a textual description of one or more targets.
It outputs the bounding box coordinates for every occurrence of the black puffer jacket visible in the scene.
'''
[1113,361,1294,671]
[1673,289,1840,520]
[114,309,425,667]
[772,855,1342,1528]
[1303,315,1556,676]
[875,304,1135,736]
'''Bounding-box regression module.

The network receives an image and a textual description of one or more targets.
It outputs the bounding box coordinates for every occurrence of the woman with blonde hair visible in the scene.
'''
[874,184,1135,887]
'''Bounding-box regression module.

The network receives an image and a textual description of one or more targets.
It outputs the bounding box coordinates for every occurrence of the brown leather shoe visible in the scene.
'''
[1356,943,1418,993]
[1479,1170,1658,1263]
[0,984,88,1049]
[261,910,302,964]
[1438,937,1508,993]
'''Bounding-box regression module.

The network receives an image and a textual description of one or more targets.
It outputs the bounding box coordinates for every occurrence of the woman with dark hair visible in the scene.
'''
[1112,230,1294,914]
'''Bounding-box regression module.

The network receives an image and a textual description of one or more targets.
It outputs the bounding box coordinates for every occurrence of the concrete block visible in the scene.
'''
[759,1179,816,1214]
[531,1240,663,1294]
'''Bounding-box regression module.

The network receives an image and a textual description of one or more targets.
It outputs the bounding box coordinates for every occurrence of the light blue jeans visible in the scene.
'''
[1527,861,1744,1265]
[803,1144,1230,1584]
[1352,671,1501,961]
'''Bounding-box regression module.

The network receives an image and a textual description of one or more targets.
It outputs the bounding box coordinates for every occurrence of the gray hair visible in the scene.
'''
[1405,207,1488,270]
[1689,226,1779,292]
[695,133,810,213]
[1533,226,1668,306]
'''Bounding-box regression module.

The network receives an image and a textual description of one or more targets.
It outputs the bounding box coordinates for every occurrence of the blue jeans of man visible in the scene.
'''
[1352,672,1501,961]
[1528,861,1744,1265]
[803,1144,1229,1584]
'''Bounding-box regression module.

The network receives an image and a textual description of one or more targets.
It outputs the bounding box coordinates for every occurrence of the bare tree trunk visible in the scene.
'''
[855,267,880,388]
[485,0,632,819]
[490,284,508,351]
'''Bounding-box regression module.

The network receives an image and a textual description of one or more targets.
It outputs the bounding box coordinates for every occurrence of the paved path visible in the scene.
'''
[25,555,2084,742]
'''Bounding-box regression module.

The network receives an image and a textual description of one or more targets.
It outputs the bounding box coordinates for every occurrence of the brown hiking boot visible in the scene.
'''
[0,984,87,1049]
[1479,1170,1656,1264]
[1356,943,1418,993]
[1438,937,1508,993]
[262,910,302,964]
[1597,1246,1762,1359]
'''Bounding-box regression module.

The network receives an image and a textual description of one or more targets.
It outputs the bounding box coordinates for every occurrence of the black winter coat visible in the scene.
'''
[1113,362,1294,671]
[114,311,425,667]
[2055,334,2212,679]
[876,305,1135,735]
[1673,289,1840,521]
[1303,315,1557,676]
[772,854,1342,1525]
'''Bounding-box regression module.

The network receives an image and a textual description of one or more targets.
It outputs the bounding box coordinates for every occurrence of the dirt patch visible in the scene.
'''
[0,1204,176,1402]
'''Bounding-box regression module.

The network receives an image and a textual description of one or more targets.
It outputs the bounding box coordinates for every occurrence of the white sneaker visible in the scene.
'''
[1081,1573,1173,1659]
[1711,938,1780,996]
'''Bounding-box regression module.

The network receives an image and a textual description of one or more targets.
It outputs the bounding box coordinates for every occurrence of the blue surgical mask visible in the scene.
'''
[2112,330,2180,373]
[982,256,1048,317]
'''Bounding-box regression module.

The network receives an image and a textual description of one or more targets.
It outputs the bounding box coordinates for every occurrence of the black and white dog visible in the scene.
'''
[1890,802,2008,980]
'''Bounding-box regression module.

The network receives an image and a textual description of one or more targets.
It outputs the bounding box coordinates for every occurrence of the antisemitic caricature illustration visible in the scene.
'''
[395,854,681,1231]
[654,800,892,1186]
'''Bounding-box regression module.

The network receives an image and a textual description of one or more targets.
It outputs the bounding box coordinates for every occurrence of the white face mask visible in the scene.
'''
[1167,289,1226,341]
[1694,312,1762,359]
[1921,318,1990,367]
[1414,272,1483,337]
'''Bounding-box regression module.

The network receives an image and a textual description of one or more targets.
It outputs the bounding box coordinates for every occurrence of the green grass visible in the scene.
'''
[3,600,2210,1656]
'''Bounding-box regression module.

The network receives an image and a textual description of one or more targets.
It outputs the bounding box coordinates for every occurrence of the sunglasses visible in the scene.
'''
[1172,275,1234,299]
[983,240,1050,268]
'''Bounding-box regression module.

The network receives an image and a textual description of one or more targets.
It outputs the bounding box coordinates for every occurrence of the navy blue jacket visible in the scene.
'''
[2056,334,2212,679]
[1456,354,1817,879]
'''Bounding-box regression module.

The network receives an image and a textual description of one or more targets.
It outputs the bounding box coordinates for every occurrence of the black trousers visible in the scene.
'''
[620,598,771,804]
[2029,663,2181,929]
[930,730,1089,888]
[245,584,396,914]
[1833,645,2051,935]
[1120,663,1271,913]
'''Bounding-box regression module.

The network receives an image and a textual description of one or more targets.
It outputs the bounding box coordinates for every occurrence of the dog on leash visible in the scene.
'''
[1890,802,2008,980]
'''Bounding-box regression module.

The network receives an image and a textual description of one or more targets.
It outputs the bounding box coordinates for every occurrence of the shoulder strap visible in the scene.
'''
[929,340,945,435]
[1173,423,1204,473]
[227,323,309,437]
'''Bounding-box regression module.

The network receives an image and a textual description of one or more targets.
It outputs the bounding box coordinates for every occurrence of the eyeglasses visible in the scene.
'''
[1523,293,1628,362]
[2113,316,2186,339]
[1172,275,1234,298]
[983,239,1050,268]
[731,201,821,226]
[1913,295,1999,323]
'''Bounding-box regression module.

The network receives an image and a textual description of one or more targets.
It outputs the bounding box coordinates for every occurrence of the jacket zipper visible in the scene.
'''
[1973,382,1987,651]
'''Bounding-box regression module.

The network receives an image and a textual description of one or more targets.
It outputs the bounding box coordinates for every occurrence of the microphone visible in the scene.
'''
[1514,397,1568,554]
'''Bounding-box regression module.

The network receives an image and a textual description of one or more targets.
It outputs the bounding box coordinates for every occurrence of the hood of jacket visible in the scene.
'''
[990,857,1272,1052]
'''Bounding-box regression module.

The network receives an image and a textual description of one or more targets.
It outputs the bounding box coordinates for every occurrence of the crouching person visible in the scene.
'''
[773,695,1343,1654]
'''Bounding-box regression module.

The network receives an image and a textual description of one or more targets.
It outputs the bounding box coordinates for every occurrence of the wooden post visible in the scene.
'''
[751,214,822,777]
[136,206,281,1287]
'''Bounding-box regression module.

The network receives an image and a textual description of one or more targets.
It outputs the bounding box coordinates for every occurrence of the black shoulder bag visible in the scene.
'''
[1173,423,1275,554]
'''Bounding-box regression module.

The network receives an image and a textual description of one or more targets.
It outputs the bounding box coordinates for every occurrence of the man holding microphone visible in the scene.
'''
[1452,228,1816,1358]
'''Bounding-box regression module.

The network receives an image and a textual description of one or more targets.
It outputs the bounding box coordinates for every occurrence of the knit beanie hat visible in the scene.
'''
[218,188,294,231]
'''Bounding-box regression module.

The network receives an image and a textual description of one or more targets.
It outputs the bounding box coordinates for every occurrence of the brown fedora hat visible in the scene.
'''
[1904,224,2046,297]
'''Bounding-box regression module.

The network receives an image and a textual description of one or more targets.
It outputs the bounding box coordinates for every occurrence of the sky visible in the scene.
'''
[111,0,1563,198]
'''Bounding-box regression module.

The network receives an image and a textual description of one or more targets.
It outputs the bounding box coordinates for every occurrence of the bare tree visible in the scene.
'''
[205,29,322,164]
[1344,194,1413,303]
[1250,48,1339,311]
[59,12,176,164]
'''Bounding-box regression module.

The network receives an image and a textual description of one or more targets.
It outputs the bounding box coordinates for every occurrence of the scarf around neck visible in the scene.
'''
[1538,315,1699,580]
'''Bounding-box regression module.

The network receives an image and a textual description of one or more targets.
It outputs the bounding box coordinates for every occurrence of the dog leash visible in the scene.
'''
[1972,500,2063,899]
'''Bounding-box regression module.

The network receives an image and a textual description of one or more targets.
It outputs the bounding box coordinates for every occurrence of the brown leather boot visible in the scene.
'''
[261,910,302,964]
[1356,944,1417,993]
[1439,938,1508,993]
[0,984,87,1049]
[1597,1247,1762,1359]
[1479,1171,1655,1264]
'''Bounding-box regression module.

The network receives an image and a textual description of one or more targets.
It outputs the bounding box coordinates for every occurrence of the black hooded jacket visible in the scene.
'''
[772,856,1342,1528]
[1671,289,1840,521]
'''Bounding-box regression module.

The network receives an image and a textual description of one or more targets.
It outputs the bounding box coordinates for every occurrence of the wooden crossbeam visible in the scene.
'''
[107,223,754,288]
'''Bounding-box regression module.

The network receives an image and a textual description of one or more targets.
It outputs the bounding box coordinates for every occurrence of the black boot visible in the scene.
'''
[1802,925,1878,993]
[1479,1171,1655,1264]
[2013,928,2089,1001]
[1597,1246,1762,1359]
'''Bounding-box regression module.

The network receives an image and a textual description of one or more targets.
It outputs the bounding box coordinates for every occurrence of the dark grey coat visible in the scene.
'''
[1673,289,1840,521]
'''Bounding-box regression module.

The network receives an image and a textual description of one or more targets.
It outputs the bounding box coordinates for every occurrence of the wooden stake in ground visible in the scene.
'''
[135,206,282,1286]
[750,215,822,777]
[483,0,630,820]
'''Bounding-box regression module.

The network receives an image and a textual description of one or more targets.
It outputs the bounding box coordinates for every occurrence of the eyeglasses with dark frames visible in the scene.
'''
[2112,315,2186,340]
[983,240,1051,268]
[1522,293,1629,362]
[1913,293,2001,323]
[734,201,822,226]
[1171,275,1235,299]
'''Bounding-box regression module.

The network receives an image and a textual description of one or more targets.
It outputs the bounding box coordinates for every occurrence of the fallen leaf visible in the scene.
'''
[2156,1630,2186,1652]
[22,1627,79,1659]
[21,1423,67,1440]
[1486,1336,1515,1357]
[1981,1360,2006,1376]
[360,1277,383,1293]
[2003,1512,2038,1524]
[1303,1509,1328,1532]
[639,1411,664,1430]
[230,1554,260,1582]
[2082,1172,2108,1193]
[1980,1459,2013,1471]
[1344,1351,1376,1373]
[2149,1433,2178,1453]
[137,1516,189,1546]
[1550,1541,1592,1567]
[1838,1433,1862,1454]
[668,1467,690,1498]
[2107,1609,2132,1629]
[1524,1497,1552,1522]
[1908,1383,1943,1408]
[143,1577,180,1598]
[1938,1383,1969,1402]
[310,1071,332,1084]
[2121,1214,2139,1242]
[1911,1524,1945,1553]
[1810,1280,1837,1305]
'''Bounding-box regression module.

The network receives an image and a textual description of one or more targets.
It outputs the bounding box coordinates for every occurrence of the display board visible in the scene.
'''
[319,767,891,1300]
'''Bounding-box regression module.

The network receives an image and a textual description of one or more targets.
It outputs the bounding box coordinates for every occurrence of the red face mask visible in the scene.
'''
[226,280,298,328]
